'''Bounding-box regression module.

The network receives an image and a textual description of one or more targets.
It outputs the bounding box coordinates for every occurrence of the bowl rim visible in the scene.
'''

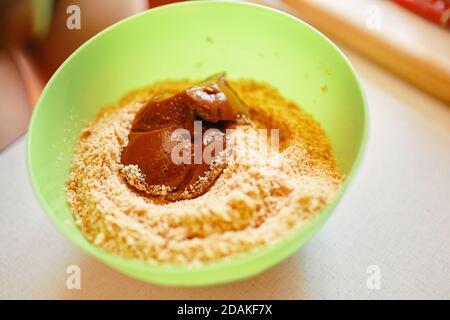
[27,0,369,286]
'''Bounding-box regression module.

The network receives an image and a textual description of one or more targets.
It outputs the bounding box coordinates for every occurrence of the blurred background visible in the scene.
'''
[0,0,449,150]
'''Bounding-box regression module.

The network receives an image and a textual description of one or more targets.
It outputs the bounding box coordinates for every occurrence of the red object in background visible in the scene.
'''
[392,0,450,27]
[150,0,186,8]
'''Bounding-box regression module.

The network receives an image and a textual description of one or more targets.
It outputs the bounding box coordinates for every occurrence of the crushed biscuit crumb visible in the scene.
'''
[66,79,341,264]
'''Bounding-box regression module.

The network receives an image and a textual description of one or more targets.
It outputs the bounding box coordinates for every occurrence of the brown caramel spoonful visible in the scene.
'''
[121,73,247,201]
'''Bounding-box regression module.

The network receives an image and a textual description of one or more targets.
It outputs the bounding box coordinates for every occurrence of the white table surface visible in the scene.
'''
[0,47,449,300]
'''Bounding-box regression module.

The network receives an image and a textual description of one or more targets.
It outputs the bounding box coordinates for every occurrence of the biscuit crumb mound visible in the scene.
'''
[66,79,342,264]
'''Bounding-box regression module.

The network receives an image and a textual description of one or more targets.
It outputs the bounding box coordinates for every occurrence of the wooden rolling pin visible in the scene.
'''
[282,0,450,104]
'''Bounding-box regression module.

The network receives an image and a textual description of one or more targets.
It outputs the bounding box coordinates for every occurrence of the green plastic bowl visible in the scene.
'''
[27,1,368,286]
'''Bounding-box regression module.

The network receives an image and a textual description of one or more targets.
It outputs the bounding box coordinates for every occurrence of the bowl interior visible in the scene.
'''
[28,1,367,286]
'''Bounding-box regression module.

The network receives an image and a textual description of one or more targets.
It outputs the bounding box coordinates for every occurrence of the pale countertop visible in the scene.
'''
[0,47,449,299]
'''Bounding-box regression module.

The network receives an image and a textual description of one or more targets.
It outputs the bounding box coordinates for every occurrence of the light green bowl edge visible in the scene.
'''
[26,0,369,287]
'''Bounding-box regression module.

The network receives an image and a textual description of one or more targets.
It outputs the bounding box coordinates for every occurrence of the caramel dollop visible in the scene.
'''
[121,74,247,200]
